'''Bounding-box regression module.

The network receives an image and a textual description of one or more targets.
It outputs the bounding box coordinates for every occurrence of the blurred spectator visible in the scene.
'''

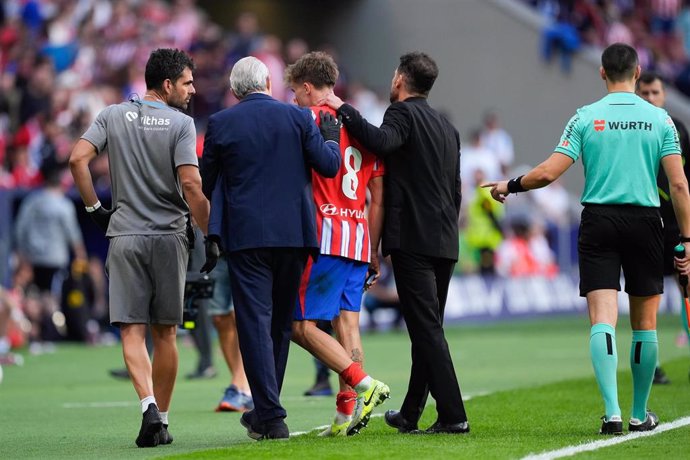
[463,169,504,275]
[461,128,502,203]
[495,216,558,278]
[678,0,690,57]
[13,163,86,340]
[253,35,286,103]
[347,82,387,127]
[481,111,514,175]
[541,7,582,73]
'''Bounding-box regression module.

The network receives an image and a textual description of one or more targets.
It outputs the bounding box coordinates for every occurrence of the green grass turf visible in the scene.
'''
[0,314,688,459]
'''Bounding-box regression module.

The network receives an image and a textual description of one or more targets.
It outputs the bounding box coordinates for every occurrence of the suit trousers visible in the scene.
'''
[228,247,309,424]
[390,250,467,424]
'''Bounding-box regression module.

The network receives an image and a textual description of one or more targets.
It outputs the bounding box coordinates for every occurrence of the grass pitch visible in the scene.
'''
[1,314,688,459]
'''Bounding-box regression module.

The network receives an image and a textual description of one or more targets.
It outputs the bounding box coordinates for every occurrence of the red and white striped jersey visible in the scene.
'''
[310,105,384,262]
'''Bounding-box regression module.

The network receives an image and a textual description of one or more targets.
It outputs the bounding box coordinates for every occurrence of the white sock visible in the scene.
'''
[334,411,352,425]
[354,376,373,393]
[140,396,157,413]
[160,411,169,425]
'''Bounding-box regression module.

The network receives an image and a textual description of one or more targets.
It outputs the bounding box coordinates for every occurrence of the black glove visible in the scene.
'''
[185,214,196,250]
[200,235,221,274]
[89,206,114,233]
[319,110,341,144]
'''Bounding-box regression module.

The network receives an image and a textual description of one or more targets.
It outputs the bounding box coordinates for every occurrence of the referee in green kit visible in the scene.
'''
[483,43,690,435]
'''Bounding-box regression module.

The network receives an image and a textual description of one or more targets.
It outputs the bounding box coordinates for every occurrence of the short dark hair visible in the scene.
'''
[284,51,338,88]
[637,70,664,87]
[601,43,638,83]
[145,48,195,90]
[397,52,438,96]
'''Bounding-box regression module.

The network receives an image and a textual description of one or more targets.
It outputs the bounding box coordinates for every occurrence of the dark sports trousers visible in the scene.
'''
[227,247,308,425]
[390,250,467,424]
[578,204,663,297]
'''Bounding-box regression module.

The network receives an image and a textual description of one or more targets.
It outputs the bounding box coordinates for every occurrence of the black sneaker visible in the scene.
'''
[135,403,162,447]
[653,367,671,385]
[599,415,623,435]
[629,411,659,432]
[159,424,173,445]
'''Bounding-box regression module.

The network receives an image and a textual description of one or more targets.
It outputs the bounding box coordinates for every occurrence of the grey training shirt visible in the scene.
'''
[82,100,198,236]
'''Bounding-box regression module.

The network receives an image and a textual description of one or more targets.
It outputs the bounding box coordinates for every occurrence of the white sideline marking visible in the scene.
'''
[522,416,690,460]
[290,391,489,437]
[63,401,137,409]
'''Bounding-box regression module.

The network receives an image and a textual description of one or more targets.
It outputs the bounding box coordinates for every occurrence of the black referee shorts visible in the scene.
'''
[578,204,663,297]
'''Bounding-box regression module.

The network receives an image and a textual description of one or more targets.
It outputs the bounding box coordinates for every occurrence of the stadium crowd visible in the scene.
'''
[0,0,574,359]
[528,0,690,92]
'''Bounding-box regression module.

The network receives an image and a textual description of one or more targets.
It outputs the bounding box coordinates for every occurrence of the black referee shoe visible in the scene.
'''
[599,415,623,435]
[135,403,162,447]
[653,367,670,385]
[629,411,659,432]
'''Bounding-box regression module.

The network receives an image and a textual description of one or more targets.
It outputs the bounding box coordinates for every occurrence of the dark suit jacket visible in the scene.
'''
[200,93,340,252]
[338,97,461,260]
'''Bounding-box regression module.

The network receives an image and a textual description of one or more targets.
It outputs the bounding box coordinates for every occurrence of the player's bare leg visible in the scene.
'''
[292,320,352,372]
[121,323,163,447]
[150,324,178,412]
[214,312,250,392]
[333,310,364,391]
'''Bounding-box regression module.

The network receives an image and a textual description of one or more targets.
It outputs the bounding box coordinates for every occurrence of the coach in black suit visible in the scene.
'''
[200,56,341,440]
[325,52,468,434]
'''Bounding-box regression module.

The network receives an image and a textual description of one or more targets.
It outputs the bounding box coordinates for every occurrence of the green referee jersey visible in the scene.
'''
[554,92,680,207]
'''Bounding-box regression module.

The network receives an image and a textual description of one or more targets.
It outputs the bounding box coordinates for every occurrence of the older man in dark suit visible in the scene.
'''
[200,56,341,440]
[325,52,468,434]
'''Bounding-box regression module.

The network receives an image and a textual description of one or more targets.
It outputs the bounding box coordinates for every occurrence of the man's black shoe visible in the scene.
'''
[653,367,671,385]
[263,420,290,440]
[384,410,419,433]
[135,403,162,447]
[159,424,173,445]
[303,379,333,396]
[629,411,659,432]
[599,415,623,435]
[424,420,470,434]
[240,413,289,440]
[240,412,263,440]
[109,368,130,380]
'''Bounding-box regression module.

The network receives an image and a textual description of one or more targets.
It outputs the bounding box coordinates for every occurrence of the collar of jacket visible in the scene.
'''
[239,93,273,103]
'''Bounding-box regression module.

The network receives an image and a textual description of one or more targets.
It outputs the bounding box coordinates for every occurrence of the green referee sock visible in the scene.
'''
[630,330,658,421]
[590,323,621,419]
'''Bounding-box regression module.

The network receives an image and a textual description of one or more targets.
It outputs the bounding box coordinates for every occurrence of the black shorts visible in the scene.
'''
[662,224,680,275]
[32,265,61,292]
[578,204,663,297]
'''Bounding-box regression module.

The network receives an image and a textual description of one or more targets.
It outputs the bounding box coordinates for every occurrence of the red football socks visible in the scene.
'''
[339,362,367,388]
[336,390,357,416]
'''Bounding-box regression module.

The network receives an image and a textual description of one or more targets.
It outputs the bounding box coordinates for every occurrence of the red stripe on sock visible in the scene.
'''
[339,362,367,388]
[336,390,357,416]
